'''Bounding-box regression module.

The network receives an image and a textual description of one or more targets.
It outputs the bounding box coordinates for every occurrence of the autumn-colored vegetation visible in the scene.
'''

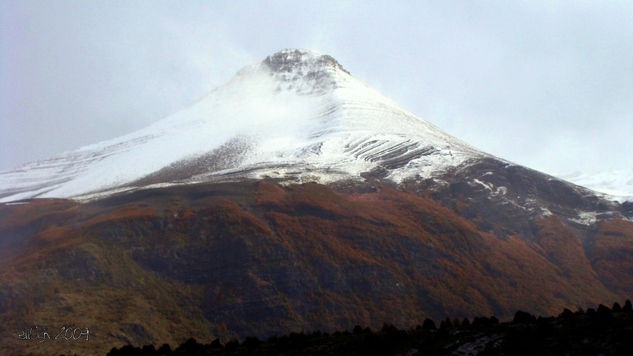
[1,181,632,355]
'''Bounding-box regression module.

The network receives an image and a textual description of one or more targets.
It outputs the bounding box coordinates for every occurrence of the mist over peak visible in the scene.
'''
[0,48,480,202]
[255,49,350,95]
[263,49,348,73]
[1,48,630,211]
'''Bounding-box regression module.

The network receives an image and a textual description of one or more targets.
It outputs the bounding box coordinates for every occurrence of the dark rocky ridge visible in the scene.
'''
[263,49,350,75]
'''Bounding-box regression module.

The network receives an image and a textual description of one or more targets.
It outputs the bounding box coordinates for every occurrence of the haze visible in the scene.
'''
[1,1,632,185]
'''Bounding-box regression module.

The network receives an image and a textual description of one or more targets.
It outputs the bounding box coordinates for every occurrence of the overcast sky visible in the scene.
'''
[1,1,632,179]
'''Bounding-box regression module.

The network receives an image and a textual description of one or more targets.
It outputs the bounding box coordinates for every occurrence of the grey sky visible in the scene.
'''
[1,1,632,177]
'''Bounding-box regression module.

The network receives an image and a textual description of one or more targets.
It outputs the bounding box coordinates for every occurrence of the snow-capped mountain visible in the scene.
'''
[3,50,633,355]
[0,48,630,217]
[0,49,486,202]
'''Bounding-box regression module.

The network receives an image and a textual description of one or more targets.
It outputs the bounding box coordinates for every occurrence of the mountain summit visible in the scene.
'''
[0,49,630,226]
[0,49,484,201]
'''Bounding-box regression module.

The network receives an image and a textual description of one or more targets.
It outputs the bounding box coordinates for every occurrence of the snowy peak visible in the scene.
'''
[0,49,547,203]
[261,49,350,95]
[263,49,349,76]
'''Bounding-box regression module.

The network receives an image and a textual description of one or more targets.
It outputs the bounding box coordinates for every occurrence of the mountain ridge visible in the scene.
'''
[1,49,630,204]
[0,49,500,202]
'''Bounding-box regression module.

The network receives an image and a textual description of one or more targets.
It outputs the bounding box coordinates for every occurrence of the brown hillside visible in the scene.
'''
[0,181,631,355]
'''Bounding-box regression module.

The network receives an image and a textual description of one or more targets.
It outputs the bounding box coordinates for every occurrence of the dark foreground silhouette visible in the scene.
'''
[107,301,633,355]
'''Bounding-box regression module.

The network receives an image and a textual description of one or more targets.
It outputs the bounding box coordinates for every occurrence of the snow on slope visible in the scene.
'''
[0,49,486,202]
[560,169,633,203]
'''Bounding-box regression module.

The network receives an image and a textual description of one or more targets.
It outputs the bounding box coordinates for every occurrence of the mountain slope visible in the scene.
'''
[0,49,486,202]
[3,181,633,355]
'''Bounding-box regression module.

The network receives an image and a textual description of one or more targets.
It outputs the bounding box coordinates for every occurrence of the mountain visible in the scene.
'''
[2,49,633,355]
[0,49,484,201]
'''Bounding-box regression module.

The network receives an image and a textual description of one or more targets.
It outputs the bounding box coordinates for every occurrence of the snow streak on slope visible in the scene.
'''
[561,169,633,203]
[0,49,485,202]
